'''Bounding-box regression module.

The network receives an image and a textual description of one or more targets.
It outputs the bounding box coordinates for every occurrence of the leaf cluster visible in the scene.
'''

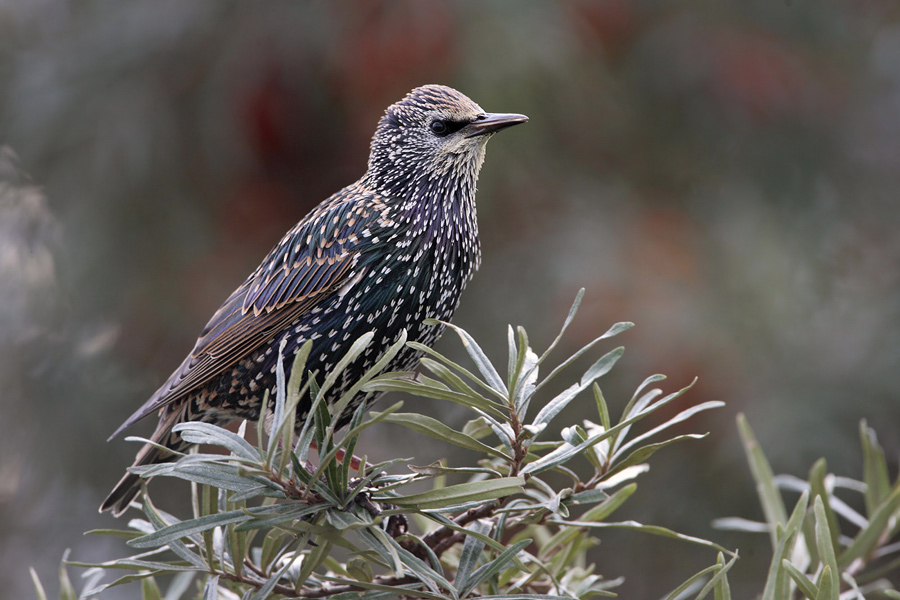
[35,291,900,600]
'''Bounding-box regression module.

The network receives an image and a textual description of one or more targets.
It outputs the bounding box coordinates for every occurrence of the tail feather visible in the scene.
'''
[100,406,190,516]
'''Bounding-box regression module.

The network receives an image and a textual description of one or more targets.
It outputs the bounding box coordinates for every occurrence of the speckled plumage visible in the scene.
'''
[101,84,527,515]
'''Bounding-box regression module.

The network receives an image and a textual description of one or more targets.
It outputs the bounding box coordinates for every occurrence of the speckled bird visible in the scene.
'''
[101,84,527,515]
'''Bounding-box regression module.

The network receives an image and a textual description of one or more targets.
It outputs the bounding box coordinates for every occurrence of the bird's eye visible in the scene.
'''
[430,120,449,136]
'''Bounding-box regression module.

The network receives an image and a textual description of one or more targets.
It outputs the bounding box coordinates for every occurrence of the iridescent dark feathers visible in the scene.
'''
[101,84,526,515]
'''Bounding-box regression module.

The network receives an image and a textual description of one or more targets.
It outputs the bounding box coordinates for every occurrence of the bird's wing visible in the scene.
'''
[109,190,389,439]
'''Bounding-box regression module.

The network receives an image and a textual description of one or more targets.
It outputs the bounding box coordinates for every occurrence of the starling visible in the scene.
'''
[101,84,527,515]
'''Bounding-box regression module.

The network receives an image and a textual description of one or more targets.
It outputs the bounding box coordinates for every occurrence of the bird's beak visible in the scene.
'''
[464,113,529,138]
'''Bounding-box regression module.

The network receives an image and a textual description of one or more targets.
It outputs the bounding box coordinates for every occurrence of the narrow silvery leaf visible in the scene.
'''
[139,504,208,570]
[418,357,500,408]
[507,324,518,390]
[268,338,289,457]
[661,564,719,600]
[406,340,510,402]
[442,321,508,395]
[388,477,525,510]
[455,519,492,593]
[366,373,505,416]
[534,325,632,395]
[604,435,706,482]
[760,489,808,600]
[838,483,900,568]
[129,510,253,549]
[531,347,624,435]
[172,423,258,462]
[29,568,47,600]
[316,331,374,400]
[201,576,218,600]
[814,497,840,597]
[326,330,407,440]
[781,561,817,600]
[548,519,729,554]
[860,420,891,516]
[537,288,584,365]
[377,412,512,461]
[612,401,723,459]
[579,347,624,387]
[458,539,532,597]
[808,459,840,550]
[737,414,788,549]
[513,346,539,416]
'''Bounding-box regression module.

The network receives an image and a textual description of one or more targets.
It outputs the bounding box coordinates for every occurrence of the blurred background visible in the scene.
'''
[2,1,899,598]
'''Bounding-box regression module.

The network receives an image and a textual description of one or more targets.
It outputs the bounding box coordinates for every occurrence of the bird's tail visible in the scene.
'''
[100,403,192,517]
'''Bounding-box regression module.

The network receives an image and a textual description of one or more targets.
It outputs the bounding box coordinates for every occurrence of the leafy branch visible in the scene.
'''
[46,290,733,599]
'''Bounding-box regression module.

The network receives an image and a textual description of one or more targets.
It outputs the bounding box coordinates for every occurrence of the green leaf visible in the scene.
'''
[662,563,721,600]
[594,383,610,430]
[325,330,407,447]
[781,559,818,600]
[441,321,508,395]
[58,549,77,600]
[318,576,449,600]
[359,526,454,593]
[29,568,47,600]
[814,496,840,598]
[459,539,533,597]
[533,327,632,397]
[536,288,585,366]
[171,422,259,462]
[815,566,834,600]
[808,459,840,551]
[737,414,788,549]
[317,331,374,399]
[860,419,891,517]
[388,477,525,510]
[81,570,172,596]
[549,519,729,554]
[531,347,623,431]
[524,381,695,476]
[455,519,492,593]
[688,551,739,600]
[468,596,576,600]
[295,537,331,591]
[366,372,505,417]
[129,509,254,549]
[604,434,709,481]
[463,416,495,440]
[419,357,503,410]
[142,461,281,497]
[761,489,808,600]
[234,503,328,531]
[838,482,900,568]
[249,551,300,600]
[141,575,163,600]
[711,552,736,600]
[140,494,208,569]
[613,401,723,459]
[376,411,512,461]
[201,575,218,600]
[268,337,291,458]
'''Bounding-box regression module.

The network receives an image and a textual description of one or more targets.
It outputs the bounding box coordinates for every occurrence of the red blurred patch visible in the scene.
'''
[568,0,638,58]
[703,28,842,123]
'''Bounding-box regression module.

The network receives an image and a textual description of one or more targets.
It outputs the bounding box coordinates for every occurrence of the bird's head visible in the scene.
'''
[366,84,527,196]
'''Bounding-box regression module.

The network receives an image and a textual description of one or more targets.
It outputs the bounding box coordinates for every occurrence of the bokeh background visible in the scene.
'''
[2,1,899,598]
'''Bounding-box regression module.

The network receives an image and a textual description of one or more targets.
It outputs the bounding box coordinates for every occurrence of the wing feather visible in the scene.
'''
[110,188,386,439]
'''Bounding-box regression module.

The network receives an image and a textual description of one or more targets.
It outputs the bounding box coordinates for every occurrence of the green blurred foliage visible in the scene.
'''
[2,1,899,598]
